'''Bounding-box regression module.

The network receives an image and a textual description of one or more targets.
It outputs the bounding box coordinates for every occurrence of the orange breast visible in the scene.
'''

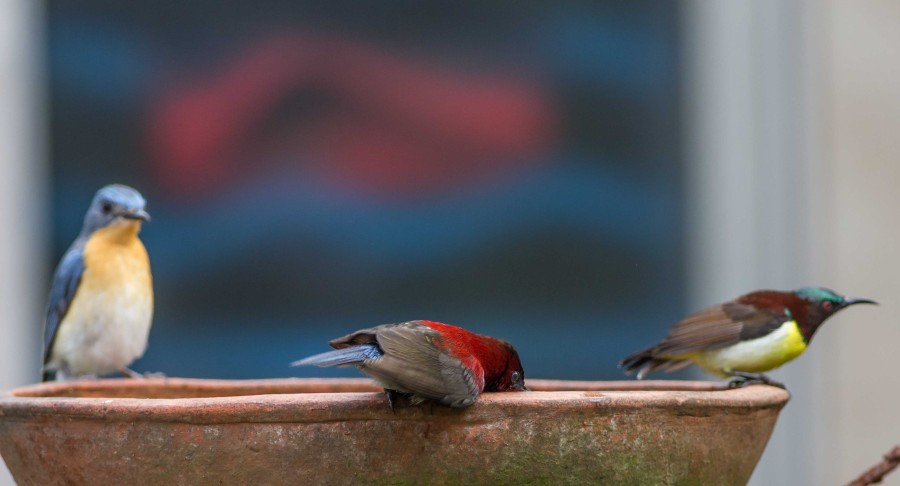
[82,220,152,294]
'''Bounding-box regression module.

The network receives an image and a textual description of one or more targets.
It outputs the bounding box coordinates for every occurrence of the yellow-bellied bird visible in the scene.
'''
[620,287,876,388]
[42,184,153,381]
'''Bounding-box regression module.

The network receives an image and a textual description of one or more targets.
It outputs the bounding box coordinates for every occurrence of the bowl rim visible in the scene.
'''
[0,378,790,424]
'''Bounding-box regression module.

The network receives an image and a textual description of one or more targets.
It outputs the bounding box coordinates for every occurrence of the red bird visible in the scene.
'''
[292,320,527,408]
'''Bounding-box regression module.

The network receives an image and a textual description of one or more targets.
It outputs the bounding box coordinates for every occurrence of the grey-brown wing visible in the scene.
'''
[43,244,86,366]
[653,302,787,356]
[362,322,480,408]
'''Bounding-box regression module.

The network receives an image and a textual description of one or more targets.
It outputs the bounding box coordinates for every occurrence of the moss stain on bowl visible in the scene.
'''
[0,378,788,485]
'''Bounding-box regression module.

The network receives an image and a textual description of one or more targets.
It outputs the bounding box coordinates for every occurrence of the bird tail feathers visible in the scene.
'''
[291,344,381,368]
[619,349,692,379]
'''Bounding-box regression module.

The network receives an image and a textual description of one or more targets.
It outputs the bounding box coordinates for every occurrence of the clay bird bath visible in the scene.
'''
[0,378,788,485]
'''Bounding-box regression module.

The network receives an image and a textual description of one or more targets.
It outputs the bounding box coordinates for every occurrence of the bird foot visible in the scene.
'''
[384,389,402,413]
[120,368,165,379]
[383,390,433,414]
[726,372,786,390]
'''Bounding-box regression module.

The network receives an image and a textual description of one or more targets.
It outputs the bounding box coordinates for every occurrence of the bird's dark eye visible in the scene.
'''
[511,371,521,383]
[822,301,834,311]
[101,202,113,214]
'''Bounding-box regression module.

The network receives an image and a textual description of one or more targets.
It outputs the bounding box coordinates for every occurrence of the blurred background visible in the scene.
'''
[1,1,898,485]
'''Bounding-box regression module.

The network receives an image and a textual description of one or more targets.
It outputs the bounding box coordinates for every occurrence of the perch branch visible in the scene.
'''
[846,445,900,486]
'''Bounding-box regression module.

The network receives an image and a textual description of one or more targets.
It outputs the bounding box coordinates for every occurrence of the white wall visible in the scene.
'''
[821,0,900,482]
[0,0,45,484]
[685,1,900,484]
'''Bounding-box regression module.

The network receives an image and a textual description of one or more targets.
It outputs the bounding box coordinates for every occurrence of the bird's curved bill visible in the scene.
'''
[843,297,878,308]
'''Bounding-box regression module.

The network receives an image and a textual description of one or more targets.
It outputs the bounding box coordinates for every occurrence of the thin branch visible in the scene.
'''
[846,445,900,486]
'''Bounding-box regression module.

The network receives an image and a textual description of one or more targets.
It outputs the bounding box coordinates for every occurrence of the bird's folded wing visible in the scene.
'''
[653,302,788,356]
[43,245,86,364]
[328,326,382,348]
[365,322,480,407]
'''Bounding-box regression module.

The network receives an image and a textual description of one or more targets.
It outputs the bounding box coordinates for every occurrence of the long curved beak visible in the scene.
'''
[842,297,878,308]
[119,208,151,222]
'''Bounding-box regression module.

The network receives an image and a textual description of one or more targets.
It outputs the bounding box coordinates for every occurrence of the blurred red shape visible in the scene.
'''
[146,34,559,200]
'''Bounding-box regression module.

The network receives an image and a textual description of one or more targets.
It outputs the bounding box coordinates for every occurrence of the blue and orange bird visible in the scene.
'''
[41,184,154,381]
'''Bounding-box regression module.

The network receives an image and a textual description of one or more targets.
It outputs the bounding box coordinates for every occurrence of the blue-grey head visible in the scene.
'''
[80,184,150,236]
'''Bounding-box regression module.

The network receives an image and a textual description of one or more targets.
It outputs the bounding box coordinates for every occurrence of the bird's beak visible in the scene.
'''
[119,208,151,222]
[518,383,529,392]
[842,297,878,308]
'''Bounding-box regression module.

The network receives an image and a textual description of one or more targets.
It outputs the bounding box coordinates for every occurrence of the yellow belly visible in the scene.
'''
[50,220,153,376]
[686,320,807,377]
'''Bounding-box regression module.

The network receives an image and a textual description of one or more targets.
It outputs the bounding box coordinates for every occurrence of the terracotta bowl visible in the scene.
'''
[0,378,789,485]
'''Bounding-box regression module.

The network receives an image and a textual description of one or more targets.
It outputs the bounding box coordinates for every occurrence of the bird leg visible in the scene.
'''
[382,389,429,413]
[726,371,786,389]
[120,367,144,379]
[384,389,400,412]
[53,367,75,381]
[119,367,166,379]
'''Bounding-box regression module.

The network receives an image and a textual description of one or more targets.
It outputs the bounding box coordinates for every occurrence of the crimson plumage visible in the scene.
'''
[293,320,527,408]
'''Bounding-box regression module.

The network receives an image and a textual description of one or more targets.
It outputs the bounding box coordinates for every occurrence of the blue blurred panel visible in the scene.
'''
[50,14,157,106]
[47,0,683,381]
